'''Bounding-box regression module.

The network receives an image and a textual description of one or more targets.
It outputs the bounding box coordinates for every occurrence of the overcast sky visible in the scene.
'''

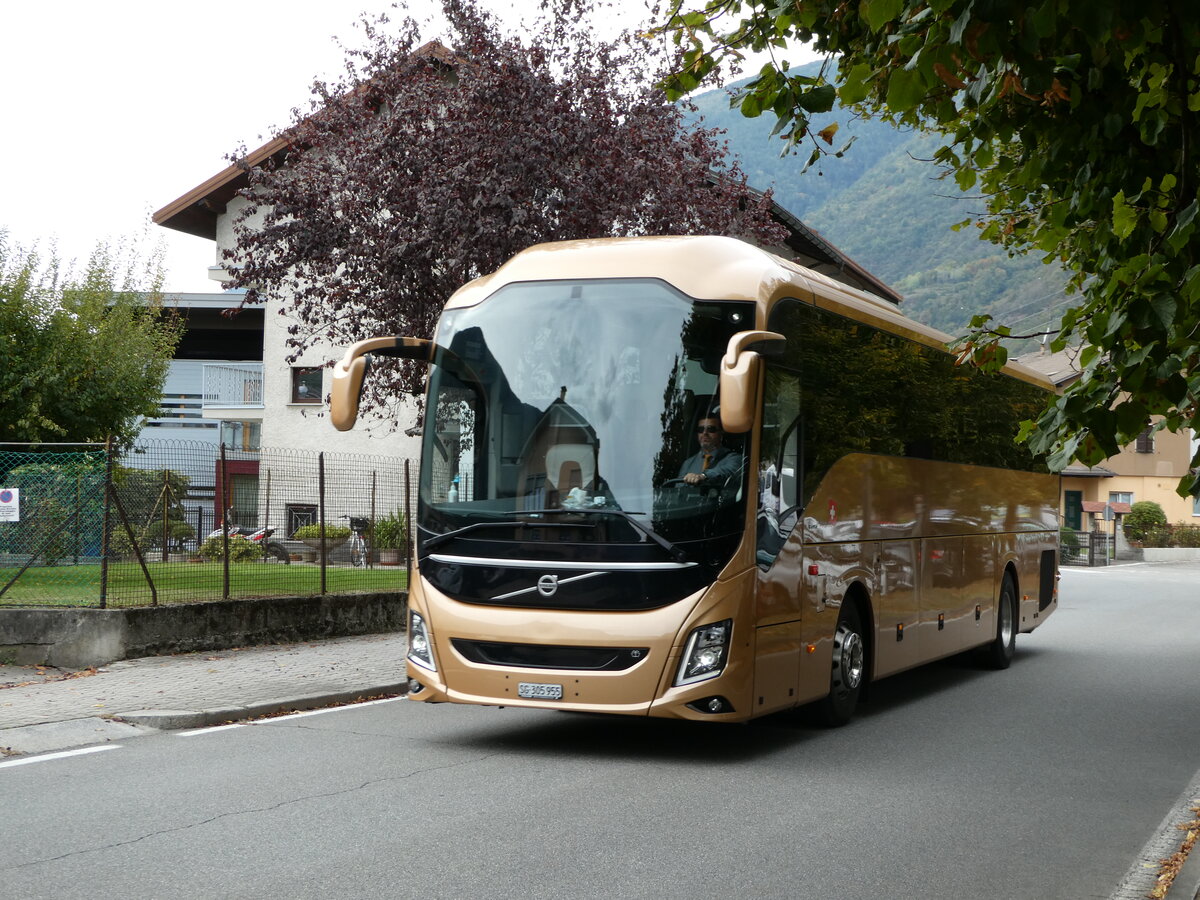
[2,0,795,295]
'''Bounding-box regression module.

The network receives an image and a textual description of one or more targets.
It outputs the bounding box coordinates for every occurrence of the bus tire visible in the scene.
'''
[982,574,1017,670]
[818,601,867,727]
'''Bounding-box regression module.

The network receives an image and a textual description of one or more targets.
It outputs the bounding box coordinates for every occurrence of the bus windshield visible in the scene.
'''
[418,279,753,565]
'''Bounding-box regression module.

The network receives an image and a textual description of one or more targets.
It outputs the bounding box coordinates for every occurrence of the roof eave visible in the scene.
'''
[152,135,291,240]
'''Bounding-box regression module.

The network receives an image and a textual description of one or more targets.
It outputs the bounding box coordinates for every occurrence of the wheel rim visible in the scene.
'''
[999,589,1015,645]
[834,625,865,691]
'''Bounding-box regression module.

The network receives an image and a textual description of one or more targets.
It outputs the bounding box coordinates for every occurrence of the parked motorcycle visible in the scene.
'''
[207,516,290,563]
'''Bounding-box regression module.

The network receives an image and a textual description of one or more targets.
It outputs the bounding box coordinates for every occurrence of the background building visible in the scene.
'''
[1017,346,1200,527]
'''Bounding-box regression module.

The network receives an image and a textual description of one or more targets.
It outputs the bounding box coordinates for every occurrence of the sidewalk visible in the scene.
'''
[0,632,409,757]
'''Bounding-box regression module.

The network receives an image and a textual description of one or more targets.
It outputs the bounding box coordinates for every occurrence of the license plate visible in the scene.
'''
[518,681,563,700]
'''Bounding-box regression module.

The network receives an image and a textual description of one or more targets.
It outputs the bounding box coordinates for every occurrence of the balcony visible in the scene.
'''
[202,363,264,419]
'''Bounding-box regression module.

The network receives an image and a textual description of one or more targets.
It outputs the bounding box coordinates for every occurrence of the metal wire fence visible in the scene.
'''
[0,441,415,608]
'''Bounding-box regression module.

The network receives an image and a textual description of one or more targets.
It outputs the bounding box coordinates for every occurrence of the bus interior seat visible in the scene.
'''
[545,444,595,492]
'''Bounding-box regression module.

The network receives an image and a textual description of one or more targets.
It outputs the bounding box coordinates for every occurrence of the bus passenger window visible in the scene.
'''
[758,367,800,568]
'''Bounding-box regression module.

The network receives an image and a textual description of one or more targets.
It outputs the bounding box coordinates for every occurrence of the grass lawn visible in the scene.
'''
[0,560,408,607]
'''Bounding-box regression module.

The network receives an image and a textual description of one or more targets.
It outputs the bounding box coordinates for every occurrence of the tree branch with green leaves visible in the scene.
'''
[654,0,1200,496]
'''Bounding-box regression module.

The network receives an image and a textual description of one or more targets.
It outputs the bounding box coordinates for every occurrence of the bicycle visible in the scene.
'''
[342,515,370,568]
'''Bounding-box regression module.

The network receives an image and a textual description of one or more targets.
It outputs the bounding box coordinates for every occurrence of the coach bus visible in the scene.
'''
[331,235,1059,724]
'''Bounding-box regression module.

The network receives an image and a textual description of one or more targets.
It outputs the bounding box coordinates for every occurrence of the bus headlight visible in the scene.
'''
[408,611,437,672]
[675,619,732,686]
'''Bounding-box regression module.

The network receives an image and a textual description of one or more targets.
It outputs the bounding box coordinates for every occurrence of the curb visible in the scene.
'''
[1166,819,1200,900]
[112,682,410,731]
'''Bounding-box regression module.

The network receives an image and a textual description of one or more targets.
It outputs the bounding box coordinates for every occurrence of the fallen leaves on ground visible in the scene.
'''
[1148,805,1200,899]
[0,666,99,690]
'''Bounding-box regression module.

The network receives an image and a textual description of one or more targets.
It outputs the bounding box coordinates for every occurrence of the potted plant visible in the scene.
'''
[293,523,352,556]
[373,510,407,565]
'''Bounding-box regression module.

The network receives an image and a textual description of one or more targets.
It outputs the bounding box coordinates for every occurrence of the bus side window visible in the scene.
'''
[758,367,800,568]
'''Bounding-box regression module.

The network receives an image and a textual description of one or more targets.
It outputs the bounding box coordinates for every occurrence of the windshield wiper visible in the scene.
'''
[527,508,689,564]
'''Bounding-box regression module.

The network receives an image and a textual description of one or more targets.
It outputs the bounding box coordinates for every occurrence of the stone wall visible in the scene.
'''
[0,592,406,668]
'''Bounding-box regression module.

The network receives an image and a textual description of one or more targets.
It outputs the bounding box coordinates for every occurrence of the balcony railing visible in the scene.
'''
[202,363,264,409]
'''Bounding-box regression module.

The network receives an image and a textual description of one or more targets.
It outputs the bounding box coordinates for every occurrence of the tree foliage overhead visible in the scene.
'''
[0,232,182,447]
[657,0,1200,495]
[226,0,788,416]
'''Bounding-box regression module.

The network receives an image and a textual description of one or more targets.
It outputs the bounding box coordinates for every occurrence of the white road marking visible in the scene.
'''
[176,723,247,737]
[175,696,403,736]
[0,745,119,769]
[265,696,402,722]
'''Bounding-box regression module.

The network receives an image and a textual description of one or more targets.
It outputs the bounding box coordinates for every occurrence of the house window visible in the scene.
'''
[220,420,261,451]
[286,504,318,537]
[1109,491,1133,506]
[291,367,323,403]
[1135,428,1155,453]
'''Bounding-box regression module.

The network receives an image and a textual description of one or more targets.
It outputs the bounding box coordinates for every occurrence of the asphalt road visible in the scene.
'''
[2,563,1198,899]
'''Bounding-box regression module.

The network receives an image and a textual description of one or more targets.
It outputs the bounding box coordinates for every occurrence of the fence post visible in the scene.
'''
[369,470,377,568]
[161,468,170,564]
[74,468,84,565]
[220,442,230,600]
[319,451,327,595]
[263,467,272,562]
[99,437,114,609]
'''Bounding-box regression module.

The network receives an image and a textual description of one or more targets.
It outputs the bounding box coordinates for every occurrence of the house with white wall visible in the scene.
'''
[152,138,423,463]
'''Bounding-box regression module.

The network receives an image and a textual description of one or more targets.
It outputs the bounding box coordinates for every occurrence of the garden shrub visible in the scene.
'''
[28,498,73,565]
[373,511,407,550]
[1141,525,1173,548]
[1123,501,1167,542]
[198,534,263,562]
[293,524,351,541]
[1172,525,1200,548]
[110,520,196,557]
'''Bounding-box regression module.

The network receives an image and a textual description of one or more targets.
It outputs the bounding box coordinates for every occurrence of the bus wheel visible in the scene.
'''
[981,574,1017,670]
[819,602,866,727]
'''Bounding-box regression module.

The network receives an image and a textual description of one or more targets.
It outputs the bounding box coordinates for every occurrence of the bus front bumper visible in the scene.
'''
[404,571,757,722]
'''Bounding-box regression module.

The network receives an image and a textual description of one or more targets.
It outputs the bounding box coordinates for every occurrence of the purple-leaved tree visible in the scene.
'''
[225,0,786,420]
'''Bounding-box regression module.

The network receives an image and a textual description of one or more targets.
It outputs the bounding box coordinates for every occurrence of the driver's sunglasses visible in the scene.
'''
[697,425,720,433]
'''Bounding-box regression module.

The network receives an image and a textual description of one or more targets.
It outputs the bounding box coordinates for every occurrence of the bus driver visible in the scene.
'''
[678,416,742,486]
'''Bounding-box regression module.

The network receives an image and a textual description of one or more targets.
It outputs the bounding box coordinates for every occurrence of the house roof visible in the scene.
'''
[754,187,901,303]
[1081,500,1131,514]
[152,44,902,305]
[153,136,290,241]
[1062,463,1118,478]
[153,40,457,242]
[1014,346,1085,387]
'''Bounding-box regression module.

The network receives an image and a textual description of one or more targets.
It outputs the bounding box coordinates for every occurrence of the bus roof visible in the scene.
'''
[445,235,1055,392]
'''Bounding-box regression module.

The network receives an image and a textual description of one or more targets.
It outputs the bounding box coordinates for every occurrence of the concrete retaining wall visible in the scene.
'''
[1142,547,1200,562]
[0,592,407,668]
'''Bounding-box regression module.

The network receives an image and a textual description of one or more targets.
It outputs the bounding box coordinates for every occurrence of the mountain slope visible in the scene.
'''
[689,69,1071,339]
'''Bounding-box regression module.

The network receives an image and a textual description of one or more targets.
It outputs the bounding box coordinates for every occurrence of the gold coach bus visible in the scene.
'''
[332,235,1060,724]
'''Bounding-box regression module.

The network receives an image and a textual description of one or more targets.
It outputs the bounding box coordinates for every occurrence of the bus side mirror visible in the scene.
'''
[330,336,432,432]
[719,331,785,434]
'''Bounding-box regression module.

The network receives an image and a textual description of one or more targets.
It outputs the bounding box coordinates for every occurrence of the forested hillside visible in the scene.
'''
[690,66,1072,341]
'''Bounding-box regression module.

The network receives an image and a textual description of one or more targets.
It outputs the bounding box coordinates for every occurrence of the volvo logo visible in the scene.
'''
[490,570,605,602]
